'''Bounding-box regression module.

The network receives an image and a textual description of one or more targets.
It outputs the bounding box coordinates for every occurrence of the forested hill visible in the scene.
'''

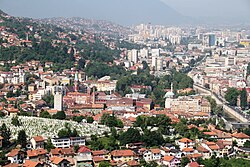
[0,10,122,71]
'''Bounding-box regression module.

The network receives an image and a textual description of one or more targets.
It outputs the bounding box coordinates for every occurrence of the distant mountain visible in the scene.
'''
[81,0,189,25]
[0,0,190,25]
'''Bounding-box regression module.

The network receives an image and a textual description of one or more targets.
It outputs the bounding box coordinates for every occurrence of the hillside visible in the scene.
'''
[0,10,122,72]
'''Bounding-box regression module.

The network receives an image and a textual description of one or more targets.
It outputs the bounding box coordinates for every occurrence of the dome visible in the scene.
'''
[164,91,175,98]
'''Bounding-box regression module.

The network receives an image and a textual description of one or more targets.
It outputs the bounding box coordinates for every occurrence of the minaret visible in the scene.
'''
[171,83,173,93]
[74,71,79,92]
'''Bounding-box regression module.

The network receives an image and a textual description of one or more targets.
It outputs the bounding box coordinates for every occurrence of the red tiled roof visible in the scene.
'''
[163,156,174,162]
[92,150,109,156]
[93,156,105,163]
[111,150,135,157]
[78,146,91,153]
[179,138,192,143]
[127,160,139,166]
[150,148,161,154]
[23,160,41,167]
[32,136,44,142]
[7,149,19,157]
[232,132,250,139]
[189,162,200,167]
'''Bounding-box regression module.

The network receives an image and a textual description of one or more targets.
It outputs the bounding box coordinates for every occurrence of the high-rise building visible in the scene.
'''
[131,49,138,63]
[203,34,216,47]
[140,48,149,59]
[151,48,160,57]
[54,92,63,111]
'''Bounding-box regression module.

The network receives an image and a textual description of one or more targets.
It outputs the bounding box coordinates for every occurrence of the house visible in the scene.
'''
[231,132,250,147]
[75,146,93,167]
[50,157,70,167]
[186,162,202,167]
[7,149,20,164]
[197,145,210,159]
[149,149,161,161]
[140,149,153,162]
[111,150,135,163]
[30,136,45,149]
[0,135,3,148]
[92,150,110,161]
[93,156,107,167]
[26,149,47,162]
[177,138,194,150]
[23,160,43,167]
[162,156,181,167]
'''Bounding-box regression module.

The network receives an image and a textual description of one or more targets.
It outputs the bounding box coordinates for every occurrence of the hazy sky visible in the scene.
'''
[162,0,250,18]
[0,0,250,25]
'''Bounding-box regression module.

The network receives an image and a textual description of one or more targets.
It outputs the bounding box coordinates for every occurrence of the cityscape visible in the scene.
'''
[0,0,250,167]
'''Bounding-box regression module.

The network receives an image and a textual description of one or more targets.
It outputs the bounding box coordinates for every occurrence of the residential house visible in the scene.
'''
[75,146,93,167]
[26,149,47,162]
[231,132,250,147]
[149,149,161,161]
[176,138,194,150]
[111,150,135,163]
[50,157,70,167]
[162,156,181,167]
[30,136,45,149]
[23,160,43,167]
[197,145,210,159]
[7,149,20,164]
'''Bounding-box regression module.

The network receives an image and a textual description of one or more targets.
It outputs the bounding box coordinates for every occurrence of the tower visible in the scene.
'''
[164,83,175,109]
[54,92,63,111]
[74,71,79,92]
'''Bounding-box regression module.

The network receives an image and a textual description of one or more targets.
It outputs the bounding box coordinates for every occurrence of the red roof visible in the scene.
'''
[111,150,135,157]
[232,132,250,139]
[78,146,91,153]
[32,136,44,142]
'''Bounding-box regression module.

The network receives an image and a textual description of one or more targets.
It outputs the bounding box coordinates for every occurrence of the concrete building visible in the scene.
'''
[54,92,63,111]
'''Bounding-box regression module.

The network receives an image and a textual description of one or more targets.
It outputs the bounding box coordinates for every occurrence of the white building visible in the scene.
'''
[54,92,63,111]
[51,137,85,148]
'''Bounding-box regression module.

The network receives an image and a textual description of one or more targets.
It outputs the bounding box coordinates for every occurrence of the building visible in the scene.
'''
[162,156,180,167]
[30,136,45,149]
[51,137,85,148]
[231,132,250,147]
[131,49,139,63]
[176,138,194,150]
[54,92,63,111]
[111,150,135,162]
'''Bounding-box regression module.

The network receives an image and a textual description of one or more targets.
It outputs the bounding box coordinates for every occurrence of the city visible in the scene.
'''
[0,0,250,167]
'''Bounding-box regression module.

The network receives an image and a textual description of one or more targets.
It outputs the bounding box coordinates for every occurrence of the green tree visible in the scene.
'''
[142,130,164,147]
[225,88,240,106]
[100,113,123,128]
[17,130,27,148]
[86,116,94,123]
[119,128,142,145]
[53,111,66,120]
[11,116,21,126]
[73,116,84,123]
[0,123,11,147]
[240,88,248,110]
[243,140,250,148]
[181,157,190,167]
[40,110,51,118]
[99,161,111,167]
[45,137,55,152]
